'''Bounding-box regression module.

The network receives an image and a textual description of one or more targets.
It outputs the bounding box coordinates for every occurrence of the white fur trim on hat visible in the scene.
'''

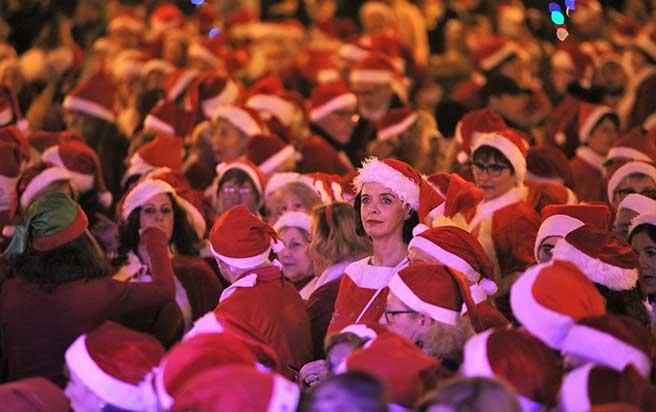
[480,43,516,72]
[210,244,271,269]
[461,329,495,377]
[216,162,263,195]
[408,236,481,283]
[123,153,156,186]
[264,172,303,198]
[558,363,594,412]
[247,95,296,126]
[534,215,585,261]
[41,146,95,193]
[349,70,392,84]
[607,147,653,163]
[143,114,175,136]
[338,43,369,62]
[378,113,417,141]
[214,106,262,136]
[340,324,379,341]
[629,212,656,239]
[353,157,419,210]
[183,311,224,341]
[65,335,147,411]
[579,106,614,143]
[176,196,207,239]
[388,273,460,325]
[551,240,638,291]
[472,132,527,183]
[201,80,239,119]
[167,70,198,101]
[258,145,296,175]
[63,95,115,123]
[188,42,220,68]
[142,60,174,76]
[151,365,174,411]
[561,324,651,377]
[20,166,72,210]
[510,262,576,349]
[268,374,301,412]
[618,193,656,215]
[0,105,12,126]
[121,179,176,221]
[309,93,357,122]
[607,161,656,203]
[273,211,312,233]
[108,16,145,33]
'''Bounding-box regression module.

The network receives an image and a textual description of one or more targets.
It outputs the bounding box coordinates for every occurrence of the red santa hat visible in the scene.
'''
[339,332,440,409]
[169,365,300,412]
[634,25,656,62]
[551,45,595,87]
[338,42,371,65]
[125,134,184,184]
[142,59,175,77]
[306,172,346,204]
[552,225,639,291]
[388,262,480,327]
[510,260,606,349]
[462,328,563,411]
[302,49,341,84]
[0,141,22,211]
[144,101,195,138]
[108,12,145,34]
[559,364,654,412]
[535,203,611,261]
[475,37,517,72]
[65,321,165,411]
[119,178,177,222]
[471,128,529,183]
[607,128,656,164]
[629,212,656,239]
[149,2,184,36]
[164,68,199,102]
[0,377,70,412]
[186,72,240,120]
[349,53,398,85]
[578,103,617,143]
[41,141,113,208]
[215,159,266,197]
[308,81,357,122]
[111,49,148,81]
[618,193,656,215]
[607,161,656,204]
[526,144,575,188]
[354,157,444,224]
[26,130,82,153]
[362,33,409,73]
[0,126,29,165]
[454,108,507,163]
[214,105,264,137]
[273,211,312,233]
[408,225,495,289]
[376,109,417,141]
[209,205,282,269]
[561,314,654,378]
[426,172,484,228]
[150,333,260,410]
[246,90,304,130]
[16,162,72,210]
[187,37,224,69]
[62,71,116,123]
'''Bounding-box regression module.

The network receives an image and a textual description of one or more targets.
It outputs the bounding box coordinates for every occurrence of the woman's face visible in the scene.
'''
[276,192,309,218]
[139,192,174,242]
[631,231,656,295]
[587,118,618,156]
[211,119,247,163]
[65,367,107,412]
[217,178,259,215]
[472,158,516,201]
[277,227,313,283]
[537,235,561,263]
[360,182,408,241]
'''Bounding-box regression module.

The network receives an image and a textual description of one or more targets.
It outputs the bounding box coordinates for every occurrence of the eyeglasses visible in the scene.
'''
[615,188,656,200]
[384,310,417,323]
[471,162,510,177]
[220,186,255,197]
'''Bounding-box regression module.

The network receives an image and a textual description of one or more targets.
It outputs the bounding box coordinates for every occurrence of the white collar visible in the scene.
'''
[469,185,527,229]
[299,260,352,300]
[344,256,409,289]
[575,146,605,173]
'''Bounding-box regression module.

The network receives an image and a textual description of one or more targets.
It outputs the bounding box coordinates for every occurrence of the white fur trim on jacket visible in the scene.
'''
[268,374,301,412]
[20,166,72,210]
[534,215,585,261]
[510,262,576,349]
[353,157,419,210]
[607,161,656,203]
[551,240,638,291]
[309,93,357,122]
[408,236,480,283]
[561,324,651,377]
[472,132,527,183]
[387,273,460,325]
[378,113,417,141]
[65,335,149,411]
[273,211,312,233]
[214,106,262,136]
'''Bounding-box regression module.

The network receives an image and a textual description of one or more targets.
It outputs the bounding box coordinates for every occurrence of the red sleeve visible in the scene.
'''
[173,256,223,319]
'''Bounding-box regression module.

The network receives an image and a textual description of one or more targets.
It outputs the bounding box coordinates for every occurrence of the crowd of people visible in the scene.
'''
[0,0,655,410]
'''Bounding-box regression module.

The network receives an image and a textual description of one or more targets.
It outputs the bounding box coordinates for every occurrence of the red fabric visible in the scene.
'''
[0,141,21,177]
[327,275,389,333]
[541,203,610,228]
[610,128,656,162]
[576,314,654,360]
[215,266,313,374]
[0,126,30,163]
[309,81,352,113]
[0,228,175,386]
[471,300,509,332]
[626,71,656,130]
[306,278,341,359]
[570,155,606,202]
[0,377,69,412]
[209,205,278,260]
[527,144,575,188]
[432,173,484,222]
[245,134,288,166]
[491,201,539,277]
[544,95,582,158]
[587,365,656,410]
[298,135,353,175]
[525,181,571,214]
[65,71,116,118]
[136,134,184,171]
[457,108,507,153]
[565,225,639,269]
[172,256,222,320]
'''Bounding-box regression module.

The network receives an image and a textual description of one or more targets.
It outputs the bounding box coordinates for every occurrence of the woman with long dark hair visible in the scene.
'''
[0,192,176,386]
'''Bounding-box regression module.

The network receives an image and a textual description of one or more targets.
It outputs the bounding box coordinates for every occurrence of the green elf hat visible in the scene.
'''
[4,192,88,256]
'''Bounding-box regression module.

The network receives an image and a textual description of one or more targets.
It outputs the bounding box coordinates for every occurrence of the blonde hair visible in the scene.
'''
[267,182,322,217]
[310,202,371,268]
[420,315,475,365]
[416,377,521,412]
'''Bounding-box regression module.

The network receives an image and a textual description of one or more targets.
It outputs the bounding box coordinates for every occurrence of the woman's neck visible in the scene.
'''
[370,235,407,267]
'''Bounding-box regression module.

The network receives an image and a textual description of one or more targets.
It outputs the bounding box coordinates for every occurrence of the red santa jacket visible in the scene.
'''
[569,146,606,202]
[623,67,656,130]
[327,257,408,334]
[525,180,577,214]
[465,283,509,332]
[214,265,313,373]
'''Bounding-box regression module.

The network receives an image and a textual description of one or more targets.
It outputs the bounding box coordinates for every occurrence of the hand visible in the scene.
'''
[298,360,329,388]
